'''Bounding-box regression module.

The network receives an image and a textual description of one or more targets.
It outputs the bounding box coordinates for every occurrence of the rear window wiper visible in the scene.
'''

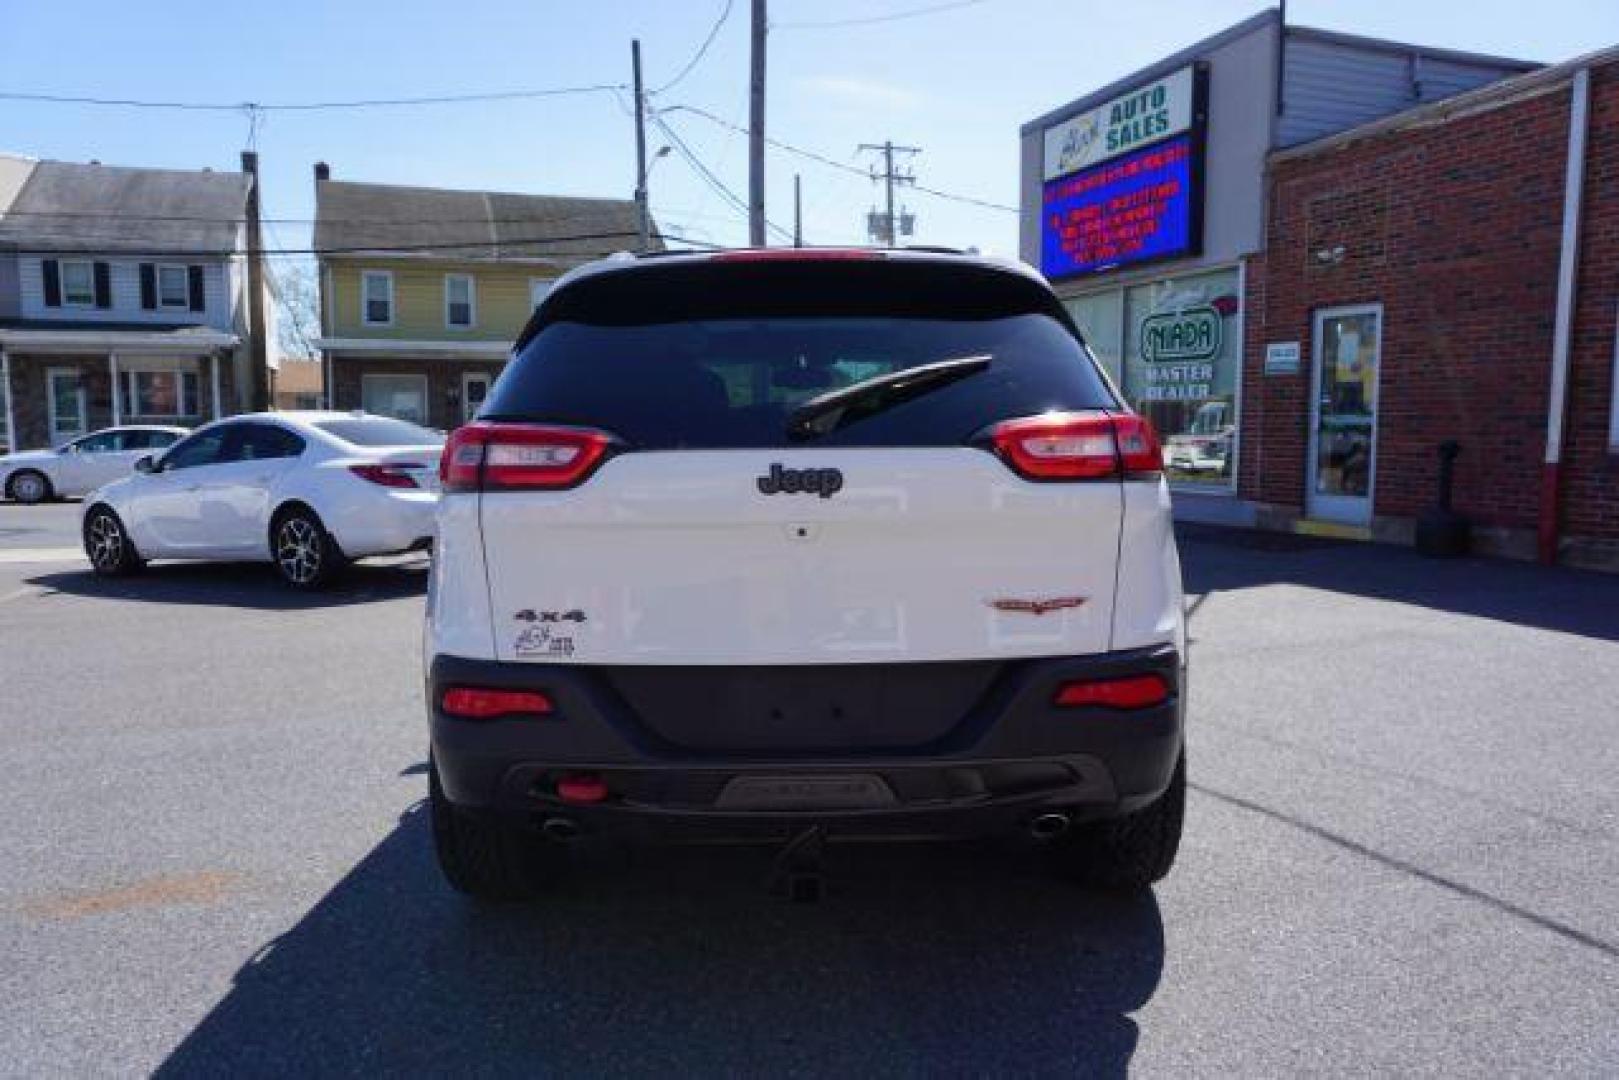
[785,354,991,441]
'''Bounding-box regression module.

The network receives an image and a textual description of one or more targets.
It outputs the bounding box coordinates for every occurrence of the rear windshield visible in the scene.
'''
[315,417,443,447]
[485,260,1114,449]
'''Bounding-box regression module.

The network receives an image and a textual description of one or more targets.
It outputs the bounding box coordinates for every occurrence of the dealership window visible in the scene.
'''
[60,260,96,307]
[361,373,429,426]
[1065,291,1125,388]
[361,271,394,326]
[1064,265,1241,489]
[445,274,475,328]
[126,370,200,418]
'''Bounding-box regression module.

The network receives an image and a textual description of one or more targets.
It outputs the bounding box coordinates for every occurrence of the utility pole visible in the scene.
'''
[793,173,802,247]
[857,140,920,246]
[240,150,270,413]
[632,40,650,251]
[748,0,767,246]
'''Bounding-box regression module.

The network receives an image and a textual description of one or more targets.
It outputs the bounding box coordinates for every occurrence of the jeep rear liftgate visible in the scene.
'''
[476,447,1124,665]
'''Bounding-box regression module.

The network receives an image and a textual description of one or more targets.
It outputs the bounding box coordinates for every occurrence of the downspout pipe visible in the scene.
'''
[1538,67,1591,565]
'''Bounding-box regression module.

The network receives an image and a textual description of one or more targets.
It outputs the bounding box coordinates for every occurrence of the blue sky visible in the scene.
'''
[1,0,1614,260]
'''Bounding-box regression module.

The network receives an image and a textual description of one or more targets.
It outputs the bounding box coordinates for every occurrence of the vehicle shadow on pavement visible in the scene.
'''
[26,559,428,610]
[157,804,1164,1077]
[1179,524,1619,642]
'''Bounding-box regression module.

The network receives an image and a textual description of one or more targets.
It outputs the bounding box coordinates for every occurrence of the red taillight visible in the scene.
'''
[440,422,615,492]
[348,463,422,489]
[1053,674,1171,710]
[441,686,555,719]
[986,411,1163,481]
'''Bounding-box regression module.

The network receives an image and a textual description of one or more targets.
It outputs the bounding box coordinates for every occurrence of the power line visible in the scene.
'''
[655,0,734,93]
[773,0,989,30]
[4,225,721,258]
[0,84,625,112]
[653,113,793,243]
[657,103,1016,213]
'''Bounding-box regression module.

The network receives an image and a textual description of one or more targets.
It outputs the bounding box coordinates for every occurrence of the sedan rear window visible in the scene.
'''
[315,417,443,447]
[486,260,1115,449]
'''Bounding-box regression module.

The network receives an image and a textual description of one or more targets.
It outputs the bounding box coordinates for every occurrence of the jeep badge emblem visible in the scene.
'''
[756,463,844,499]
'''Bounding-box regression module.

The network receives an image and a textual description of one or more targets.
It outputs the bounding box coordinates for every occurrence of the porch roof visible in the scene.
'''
[0,320,238,355]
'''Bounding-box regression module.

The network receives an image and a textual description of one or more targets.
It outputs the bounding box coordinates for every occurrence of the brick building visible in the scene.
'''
[1241,47,1619,569]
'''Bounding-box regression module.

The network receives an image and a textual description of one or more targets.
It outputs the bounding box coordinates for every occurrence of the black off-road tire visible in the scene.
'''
[83,505,145,577]
[429,759,564,901]
[7,469,53,504]
[270,506,346,590]
[1047,753,1185,891]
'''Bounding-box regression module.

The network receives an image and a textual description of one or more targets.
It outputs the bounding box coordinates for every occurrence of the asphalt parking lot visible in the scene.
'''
[0,501,1615,1075]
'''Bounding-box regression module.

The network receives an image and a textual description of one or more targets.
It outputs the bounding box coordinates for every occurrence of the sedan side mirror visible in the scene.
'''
[134,455,156,474]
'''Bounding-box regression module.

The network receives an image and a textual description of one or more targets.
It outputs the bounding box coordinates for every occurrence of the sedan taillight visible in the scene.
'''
[985,411,1163,481]
[349,463,423,489]
[440,422,616,492]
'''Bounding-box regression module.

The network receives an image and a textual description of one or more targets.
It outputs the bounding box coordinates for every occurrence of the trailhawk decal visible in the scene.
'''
[513,609,586,658]
[987,596,1088,616]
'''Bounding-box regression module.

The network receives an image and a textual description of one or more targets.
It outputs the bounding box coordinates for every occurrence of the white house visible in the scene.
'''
[0,158,270,450]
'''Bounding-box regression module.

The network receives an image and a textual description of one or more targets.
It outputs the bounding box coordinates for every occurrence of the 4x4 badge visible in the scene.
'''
[757,463,844,499]
[988,596,1087,615]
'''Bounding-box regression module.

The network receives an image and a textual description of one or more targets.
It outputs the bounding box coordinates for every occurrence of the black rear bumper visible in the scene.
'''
[428,645,1183,836]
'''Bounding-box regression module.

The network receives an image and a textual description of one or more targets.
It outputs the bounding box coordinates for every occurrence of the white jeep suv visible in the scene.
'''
[425,248,1186,899]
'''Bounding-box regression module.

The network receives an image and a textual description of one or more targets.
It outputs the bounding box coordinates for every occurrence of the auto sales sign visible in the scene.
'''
[1040,65,1206,280]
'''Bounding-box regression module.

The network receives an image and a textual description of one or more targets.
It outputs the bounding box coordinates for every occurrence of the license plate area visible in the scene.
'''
[714,774,897,811]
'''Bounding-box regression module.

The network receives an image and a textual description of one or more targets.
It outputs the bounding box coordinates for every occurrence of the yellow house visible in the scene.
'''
[311,164,655,429]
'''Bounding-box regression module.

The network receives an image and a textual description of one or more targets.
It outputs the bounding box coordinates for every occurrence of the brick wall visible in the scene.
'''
[1242,77,1587,553]
[6,352,235,450]
[331,356,506,431]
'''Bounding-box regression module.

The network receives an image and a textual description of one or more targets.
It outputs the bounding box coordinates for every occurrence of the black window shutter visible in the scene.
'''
[187,265,205,312]
[93,262,112,308]
[42,259,61,307]
[139,263,157,309]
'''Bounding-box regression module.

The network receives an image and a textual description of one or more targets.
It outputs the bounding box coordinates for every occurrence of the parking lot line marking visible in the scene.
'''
[0,547,85,564]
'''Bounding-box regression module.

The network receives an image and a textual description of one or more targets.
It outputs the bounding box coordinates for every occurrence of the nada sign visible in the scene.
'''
[1040,135,1198,278]
[1141,305,1222,362]
[1043,66,1197,181]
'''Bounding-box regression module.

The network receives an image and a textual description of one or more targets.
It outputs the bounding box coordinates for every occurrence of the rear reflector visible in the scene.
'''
[348,463,423,489]
[556,773,608,804]
[440,422,615,492]
[1053,674,1171,710]
[986,411,1163,481]
[441,686,554,719]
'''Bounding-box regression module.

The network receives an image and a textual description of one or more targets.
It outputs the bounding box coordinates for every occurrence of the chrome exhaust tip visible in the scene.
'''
[1029,812,1071,840]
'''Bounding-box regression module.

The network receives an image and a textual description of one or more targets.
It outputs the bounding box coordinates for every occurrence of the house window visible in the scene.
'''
[157,265,190,309]
[61,260,96,307]
[361,374,429,426]
[445,274,475,328]
[530,279,553,309]
[362,271,394,326]
[126,370,200,418]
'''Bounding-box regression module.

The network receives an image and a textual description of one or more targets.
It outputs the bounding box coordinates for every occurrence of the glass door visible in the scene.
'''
[1307,306,1381,525]
[47,369,88,447]
[461,372,492,424]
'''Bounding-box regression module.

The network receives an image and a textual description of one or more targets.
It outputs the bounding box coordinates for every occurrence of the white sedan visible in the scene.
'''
[81,411,444,588]
[1,425,189,503]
